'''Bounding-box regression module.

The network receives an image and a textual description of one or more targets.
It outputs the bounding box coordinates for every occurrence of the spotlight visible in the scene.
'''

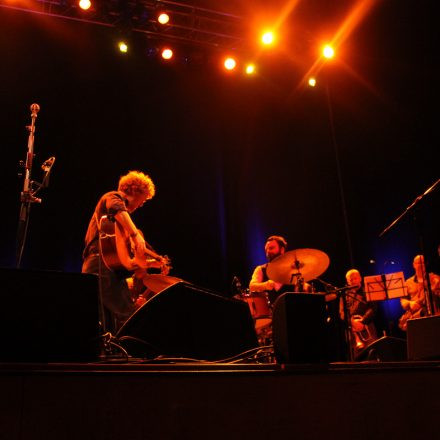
[308,77,317,87]
[224,57,236,71]
[245,64,256,75]
[78,0,91,10]
[161,48,173,60]
[261,31,275,46]
[322,44,335,59]
[157,12,170,25]
[118,41,128,53]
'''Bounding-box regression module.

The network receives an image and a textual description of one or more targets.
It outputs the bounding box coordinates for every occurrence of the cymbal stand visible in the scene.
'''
[289,258,305,292]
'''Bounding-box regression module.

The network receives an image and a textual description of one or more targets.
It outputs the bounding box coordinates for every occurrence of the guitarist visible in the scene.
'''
[82,170,166,332]
[399,255,440,331]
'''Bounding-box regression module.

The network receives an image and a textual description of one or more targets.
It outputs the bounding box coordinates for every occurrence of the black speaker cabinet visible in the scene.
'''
[355,336,407,362]
[0,268,100,362]
[272,292,330,364]
[407,315,440,360]
[117,282,258,361]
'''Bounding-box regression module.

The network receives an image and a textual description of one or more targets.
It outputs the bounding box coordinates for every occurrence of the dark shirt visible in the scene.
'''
[83,191,128,260]
[82,191,135,329]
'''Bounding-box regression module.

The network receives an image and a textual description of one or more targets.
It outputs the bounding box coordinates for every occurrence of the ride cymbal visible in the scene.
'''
[266,248,330,283]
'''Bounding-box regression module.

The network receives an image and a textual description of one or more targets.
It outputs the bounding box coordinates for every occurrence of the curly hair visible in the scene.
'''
[118,170,156,199]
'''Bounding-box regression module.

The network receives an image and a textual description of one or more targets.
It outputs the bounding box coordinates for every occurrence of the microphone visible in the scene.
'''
[316,277,337,291]
[232,276,243,296]
[232,276,242,288]
[30,103,40,117]
[41,156,55,172]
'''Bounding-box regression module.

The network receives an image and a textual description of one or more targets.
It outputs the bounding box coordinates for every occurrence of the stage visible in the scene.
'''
[2,360,440,440]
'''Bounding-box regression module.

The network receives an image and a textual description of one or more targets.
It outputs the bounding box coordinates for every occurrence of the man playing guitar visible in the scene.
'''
[82,170,168,332]
[399,255,440,331]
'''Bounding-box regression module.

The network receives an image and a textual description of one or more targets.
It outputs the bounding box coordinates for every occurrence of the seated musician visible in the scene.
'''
[399,255,440,331]
[249,235,311,307]
[82,170,167,332]
[340,269,378,353]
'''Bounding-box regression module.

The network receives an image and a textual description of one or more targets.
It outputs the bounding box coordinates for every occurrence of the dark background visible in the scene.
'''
[0,0,438,326]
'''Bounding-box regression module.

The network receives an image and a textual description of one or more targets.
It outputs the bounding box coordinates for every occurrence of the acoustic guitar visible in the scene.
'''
[99,215,171,272]
[398,275,440,331]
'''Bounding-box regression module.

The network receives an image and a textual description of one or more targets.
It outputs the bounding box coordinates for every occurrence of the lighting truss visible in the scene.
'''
[0,0,245,51]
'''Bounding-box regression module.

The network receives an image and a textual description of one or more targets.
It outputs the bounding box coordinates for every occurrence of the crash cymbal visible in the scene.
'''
[142,274,183,294]
[266,248,330,283]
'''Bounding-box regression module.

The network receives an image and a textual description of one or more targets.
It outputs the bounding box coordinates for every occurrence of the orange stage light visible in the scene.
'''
[157,13,170,25]
[79,0,91,11]
[161,48,173,60]
[322,44,335,59]
[261,31,275,46]
[245,64,256,75]
[224,57,236,71]
[118,41,128,53]
[308,77,317,87]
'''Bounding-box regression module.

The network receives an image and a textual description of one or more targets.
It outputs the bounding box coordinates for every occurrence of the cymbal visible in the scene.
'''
[266,248,330,283]
[142,274,183,294]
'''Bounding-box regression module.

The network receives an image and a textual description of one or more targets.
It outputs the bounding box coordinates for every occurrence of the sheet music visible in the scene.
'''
[364,272,407,301]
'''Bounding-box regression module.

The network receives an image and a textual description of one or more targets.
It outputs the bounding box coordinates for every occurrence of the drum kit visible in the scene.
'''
[140,248,331,347]
[240,248,330,344]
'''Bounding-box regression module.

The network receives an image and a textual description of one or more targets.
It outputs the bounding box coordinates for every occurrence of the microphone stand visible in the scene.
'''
[16,104,54,268]
[379,178,440,316]
[319,282,366,362]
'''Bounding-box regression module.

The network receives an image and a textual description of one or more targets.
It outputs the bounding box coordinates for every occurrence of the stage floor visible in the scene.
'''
[2,359,440,440]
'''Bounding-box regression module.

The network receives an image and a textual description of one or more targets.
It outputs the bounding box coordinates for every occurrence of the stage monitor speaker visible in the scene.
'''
[355,336,407,362]
[272,292,330,364]
[117,282,258,361]
[0,268,100,362]
[407,315,440,360]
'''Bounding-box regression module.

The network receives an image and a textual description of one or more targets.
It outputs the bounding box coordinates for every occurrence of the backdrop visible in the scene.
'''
[0,1,438,312]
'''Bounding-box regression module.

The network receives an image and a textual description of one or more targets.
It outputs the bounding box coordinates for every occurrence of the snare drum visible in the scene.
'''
[242,291,272,330]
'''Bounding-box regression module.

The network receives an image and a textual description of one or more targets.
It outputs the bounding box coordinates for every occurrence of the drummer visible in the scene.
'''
[249,235,311,306]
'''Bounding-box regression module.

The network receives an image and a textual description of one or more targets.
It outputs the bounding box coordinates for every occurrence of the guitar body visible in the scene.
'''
[398,308,423,332]
[99,216,141,271]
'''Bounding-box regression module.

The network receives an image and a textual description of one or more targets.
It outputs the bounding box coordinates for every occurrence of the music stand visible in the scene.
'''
[364,272,407,301]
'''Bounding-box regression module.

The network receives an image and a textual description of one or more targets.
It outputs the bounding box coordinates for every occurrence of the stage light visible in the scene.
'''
[118,41,128,53]
[157,12,170,25]
[161,48,173,60]
[78,0,91,10]
[322,44,335,59]
[308,77,317,87]
[245,64,256,75]
[224,57,236,71]
[261,31,275,46]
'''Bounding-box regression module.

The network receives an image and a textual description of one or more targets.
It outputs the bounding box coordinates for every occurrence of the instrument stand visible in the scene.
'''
[16,104,55,268]
[380,178,440,317]
[334,285,368,362]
